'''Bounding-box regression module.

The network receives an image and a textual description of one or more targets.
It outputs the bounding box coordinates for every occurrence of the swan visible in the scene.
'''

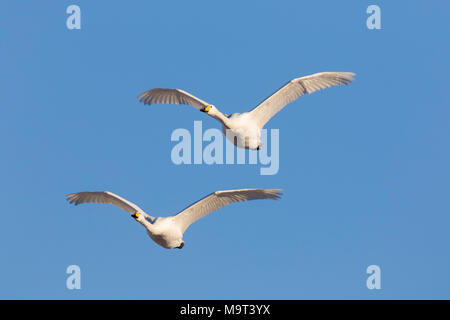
[66,188,282,249]
[138,72,355,150]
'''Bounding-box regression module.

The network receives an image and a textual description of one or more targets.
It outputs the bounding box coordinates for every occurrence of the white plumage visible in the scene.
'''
[139,72,355,149]
[66,189,282,249]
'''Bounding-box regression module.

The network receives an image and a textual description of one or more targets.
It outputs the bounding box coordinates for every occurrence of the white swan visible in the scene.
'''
[138,72,355,150]
[66,189,282,249]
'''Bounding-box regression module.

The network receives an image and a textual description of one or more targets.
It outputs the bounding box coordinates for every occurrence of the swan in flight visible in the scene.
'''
[138,72,355,150]
[66,188,282,249]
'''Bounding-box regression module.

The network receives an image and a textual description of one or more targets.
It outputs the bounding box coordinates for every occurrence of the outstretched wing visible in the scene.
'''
[138,88,211,110]
[250,72,355,128]
[66,191,154,220]
[172,189,282,233]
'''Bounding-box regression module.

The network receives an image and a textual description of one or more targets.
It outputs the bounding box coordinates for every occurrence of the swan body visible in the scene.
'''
[143,217,184,249]
[66,189,282,249]
[138,72,355,149]
[220,112,261,149]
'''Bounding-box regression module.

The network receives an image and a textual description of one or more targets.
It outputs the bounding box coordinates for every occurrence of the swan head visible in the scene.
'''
[200,105,218,116]
[131,212,145,223]
[132,212,140,218]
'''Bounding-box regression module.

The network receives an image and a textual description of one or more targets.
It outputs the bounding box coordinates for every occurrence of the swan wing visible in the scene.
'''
[66,191,154,220]
[172,189,282,233]
[250,72,355,127]
[138,88,211,110]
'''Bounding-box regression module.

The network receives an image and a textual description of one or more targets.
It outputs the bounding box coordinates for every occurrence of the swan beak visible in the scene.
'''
[200,105,211,113]
[132,212,140,219]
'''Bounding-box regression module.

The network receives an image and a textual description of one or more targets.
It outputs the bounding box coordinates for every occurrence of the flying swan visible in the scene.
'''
[138,72,355,150]
[66,189,282,249]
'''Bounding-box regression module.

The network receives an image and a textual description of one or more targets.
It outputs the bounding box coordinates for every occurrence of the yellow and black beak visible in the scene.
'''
[200,105,212,113]
[132,212,140,219]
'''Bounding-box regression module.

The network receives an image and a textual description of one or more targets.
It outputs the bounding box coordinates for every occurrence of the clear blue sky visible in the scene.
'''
[1,1,449,299]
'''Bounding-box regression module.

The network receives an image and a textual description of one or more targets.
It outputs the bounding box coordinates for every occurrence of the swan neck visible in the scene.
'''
[212,111,230,126]
[139,217,155,232]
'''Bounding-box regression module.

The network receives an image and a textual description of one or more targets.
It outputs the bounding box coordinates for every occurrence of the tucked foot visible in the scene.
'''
[177,241,185,249]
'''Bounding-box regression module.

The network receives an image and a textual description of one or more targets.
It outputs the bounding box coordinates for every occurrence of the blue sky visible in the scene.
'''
[1,1,449,299]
